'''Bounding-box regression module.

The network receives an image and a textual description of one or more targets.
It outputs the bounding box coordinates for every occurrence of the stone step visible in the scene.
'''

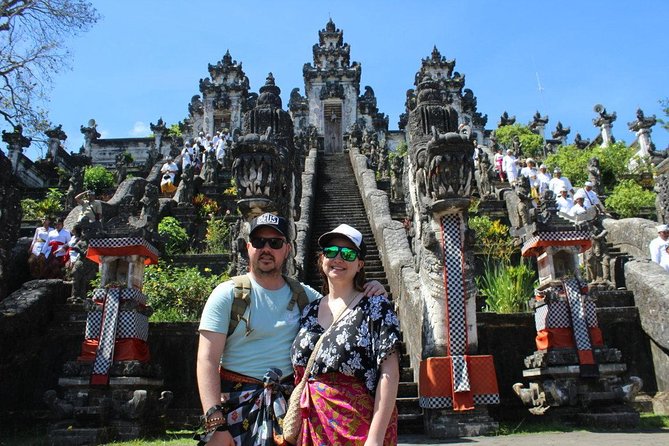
[398,382,418,398]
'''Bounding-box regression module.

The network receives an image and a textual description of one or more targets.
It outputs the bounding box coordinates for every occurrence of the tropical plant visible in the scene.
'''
[494,124,544,159]
[204,216,231,254]
[193,194,221,220]
[389,141,408,161]
[468,215,516,264]
[143,263,228,322]
[605,179,657,219]
[168,123,183,138]
[83,165,115,194]
[20,188,64,220]
[158,216,189,257]
[478,261,536,313]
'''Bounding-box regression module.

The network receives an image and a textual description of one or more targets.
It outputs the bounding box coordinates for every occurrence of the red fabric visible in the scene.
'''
[87,245,158,265]
[578,349,595,365]
[522,239,591,257]
[299,372,397,445]
[78,338,150,362]
[536,327,604,350]
[419,356,499,411]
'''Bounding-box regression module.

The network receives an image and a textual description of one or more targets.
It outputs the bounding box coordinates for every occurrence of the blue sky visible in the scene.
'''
[32,0,669,160]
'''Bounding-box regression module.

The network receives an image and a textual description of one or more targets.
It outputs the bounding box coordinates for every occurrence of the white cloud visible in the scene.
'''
[129,121,150,137]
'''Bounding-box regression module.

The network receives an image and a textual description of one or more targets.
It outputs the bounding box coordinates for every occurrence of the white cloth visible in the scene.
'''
[660,256,669,272]
[160,161,178,182]
[520,167,537,179]
[181,151,192,169]
[30,226,53,256]
[556,196,574,214]
[649,236,669,264]
[41,228,72,258]
[549,176,574,195]
[577,188,601,209]
[67,236,81,263]
[503,155,519,182]
[568,203,587,217]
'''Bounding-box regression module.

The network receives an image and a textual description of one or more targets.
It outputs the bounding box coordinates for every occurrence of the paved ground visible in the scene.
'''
[398,430,669,445]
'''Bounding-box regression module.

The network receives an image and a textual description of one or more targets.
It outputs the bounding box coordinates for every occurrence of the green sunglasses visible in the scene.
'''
[322,245,360,262]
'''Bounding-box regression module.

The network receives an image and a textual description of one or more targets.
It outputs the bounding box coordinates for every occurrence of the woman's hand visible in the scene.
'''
[206,429,234,446]
[363,280,387,297]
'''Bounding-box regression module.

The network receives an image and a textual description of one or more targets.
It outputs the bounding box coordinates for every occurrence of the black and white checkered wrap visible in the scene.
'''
[441,213,471,395]
[85,311,149,341]
[419,394,500,409]
[92,287,147,305]
[452,355,471,392]
[534,300,571,330]
[89,236,159,258]
[563,278,592,352]
[441,214,467,356]
[91,290,120,377]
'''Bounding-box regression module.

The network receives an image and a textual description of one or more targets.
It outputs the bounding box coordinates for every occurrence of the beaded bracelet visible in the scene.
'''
[204,417,227,431]
[204,404,224,421]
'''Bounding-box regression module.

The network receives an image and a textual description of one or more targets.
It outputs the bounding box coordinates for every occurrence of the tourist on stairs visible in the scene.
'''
[290,224,400,445]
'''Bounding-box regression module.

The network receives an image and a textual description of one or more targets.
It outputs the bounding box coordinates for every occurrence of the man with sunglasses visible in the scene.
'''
[196,213,386,446]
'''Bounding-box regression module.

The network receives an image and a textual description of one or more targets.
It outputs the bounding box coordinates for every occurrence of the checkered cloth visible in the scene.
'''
[420,394,500,409]
[90,290,120,384]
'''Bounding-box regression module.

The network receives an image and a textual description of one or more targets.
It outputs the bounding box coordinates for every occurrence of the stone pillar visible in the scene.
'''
[150,118,168,154]
[593,104,617,148]
[80,119,101,156]
[1,126,31,173]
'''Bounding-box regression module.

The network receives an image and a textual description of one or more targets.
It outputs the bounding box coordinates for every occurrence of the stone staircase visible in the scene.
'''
[304,153,423,434]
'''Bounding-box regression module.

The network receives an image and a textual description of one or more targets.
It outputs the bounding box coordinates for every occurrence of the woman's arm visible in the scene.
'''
[365,351,400,446]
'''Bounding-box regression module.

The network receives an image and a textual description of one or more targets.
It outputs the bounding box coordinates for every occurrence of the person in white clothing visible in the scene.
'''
[41,217,72,278]
[576,181,605,213]
[555,188,573,214]
[160,157,179,193]
[28,217,53,278]
[660,245,669,272]
[520,158,537,179]
[502,149,519,184]
[568,191,587,217]
[649,224,669,265]
[549,168,574,196]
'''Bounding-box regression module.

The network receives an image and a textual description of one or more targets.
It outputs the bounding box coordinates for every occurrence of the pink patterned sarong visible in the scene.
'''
[298,371,398,445]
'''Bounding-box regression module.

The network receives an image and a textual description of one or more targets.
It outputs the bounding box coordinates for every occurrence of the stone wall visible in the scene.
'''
[294,148,318,279]
[348,147,424,378]
[602,216,669,396]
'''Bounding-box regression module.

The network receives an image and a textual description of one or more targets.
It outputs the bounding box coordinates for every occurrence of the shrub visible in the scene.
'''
[193,194,221,220]
[469,215,516,264]
[545,142,637,194]
[21,188,64,220]
[143,264,228,321]
[158,216,189,256]
[494,124,544,159]
[83,165,115,194]
[605,179,657,218]
[204,216,231,254]
[478,261,536,313]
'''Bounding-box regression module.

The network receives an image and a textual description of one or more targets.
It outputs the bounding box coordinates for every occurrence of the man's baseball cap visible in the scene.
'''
[250,213,289,239]
[318,224,367,258]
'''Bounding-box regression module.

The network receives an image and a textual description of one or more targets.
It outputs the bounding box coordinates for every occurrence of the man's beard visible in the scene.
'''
[252,253,283,276]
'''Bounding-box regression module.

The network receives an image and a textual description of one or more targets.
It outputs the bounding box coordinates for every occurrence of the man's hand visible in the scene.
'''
[363,280,387,297]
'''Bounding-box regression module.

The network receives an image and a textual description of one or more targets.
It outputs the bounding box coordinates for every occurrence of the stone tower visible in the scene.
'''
[301,19,361,153]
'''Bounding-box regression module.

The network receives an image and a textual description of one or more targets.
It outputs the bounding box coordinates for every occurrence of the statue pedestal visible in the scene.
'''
[423,407,498,437]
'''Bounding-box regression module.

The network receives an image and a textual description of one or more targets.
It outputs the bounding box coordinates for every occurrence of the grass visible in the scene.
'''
[2,416,667,445]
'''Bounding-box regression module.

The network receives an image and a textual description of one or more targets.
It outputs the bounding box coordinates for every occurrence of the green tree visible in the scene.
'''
[545,141,636,194]
[83,165,115,194]
[659,98,669,132]
[0,1,99,139]
[168,123,182,138]
[605,179,656,218]
[494,124,544,159]
[21,187,64,220]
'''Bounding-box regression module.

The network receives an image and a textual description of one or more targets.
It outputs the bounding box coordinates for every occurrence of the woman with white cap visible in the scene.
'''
[649,224,669,265]
[290,224,400,445]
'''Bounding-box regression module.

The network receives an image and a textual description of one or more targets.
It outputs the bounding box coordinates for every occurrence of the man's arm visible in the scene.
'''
[196,330,234,446]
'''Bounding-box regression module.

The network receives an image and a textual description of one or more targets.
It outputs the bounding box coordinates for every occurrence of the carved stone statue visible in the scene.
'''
[477,151,494,199]
[115,153,128,186]
[585,216,611,285]
[65,167,84,210]
[202,150,218,185]
[390,156,404,201]
[138,184,159,232]
[573,133,590,150]
[513,176,534,228]
[177,163,195,205]
[588,157,602,195]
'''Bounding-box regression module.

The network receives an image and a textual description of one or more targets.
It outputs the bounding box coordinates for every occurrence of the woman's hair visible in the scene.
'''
[317,253,366,296]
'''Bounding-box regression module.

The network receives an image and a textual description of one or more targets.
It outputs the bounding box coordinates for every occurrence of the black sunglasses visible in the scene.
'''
[322,245,360,262]
[250,237,287,250]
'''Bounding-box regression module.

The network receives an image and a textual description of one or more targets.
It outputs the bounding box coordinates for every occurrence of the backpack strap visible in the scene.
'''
[228,274,252,337]
[283,274,310,313]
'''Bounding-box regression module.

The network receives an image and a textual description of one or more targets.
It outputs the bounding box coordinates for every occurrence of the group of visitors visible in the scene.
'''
[160,129,232,194]
[196,213,399,445]
[650,224,669,272]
